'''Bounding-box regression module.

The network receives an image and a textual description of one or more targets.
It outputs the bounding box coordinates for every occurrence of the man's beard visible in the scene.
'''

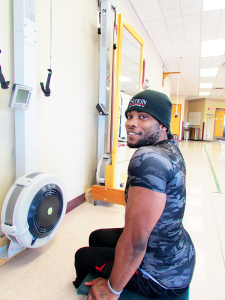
[127,123,161,148]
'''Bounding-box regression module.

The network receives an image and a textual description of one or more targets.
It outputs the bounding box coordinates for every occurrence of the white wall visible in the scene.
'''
[36,0,100,200]
[0,0,170,212]
[0,1,15,218]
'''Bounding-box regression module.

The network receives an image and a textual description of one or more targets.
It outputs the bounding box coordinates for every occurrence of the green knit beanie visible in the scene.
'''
[125,89,172,131]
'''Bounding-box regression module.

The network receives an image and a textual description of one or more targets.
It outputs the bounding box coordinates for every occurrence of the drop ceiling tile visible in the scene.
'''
[159,0,180,10]
[167,25,185,34]
[151,26,168,35]
[148,19,166,28]
[181,0,202,9]
[154,32,170,40]
[200,76,218,82]
[137,0,157,2]
[167,64,180,71]
[201,33,217,41]
[184,22,201,32]
[211,56,224,67]
[181,5,202,16]
[140,0,161,11]
[181,71,191,78]
[170,33,186,44]
[190,88,199,94]
[173,42,200,59]
[189,59,200,70]
[202,20,220,31]
[163,8,182,19]
[221,10,225,20]
[185,32,200,42]
[183,14,201,24]
[165,16,183,26]
[142,22,155,37]
[157,39,172,45]
[130,0,147,22]
[191,75,199,81]
[180,68,190,74]
[159,47,177,59]
[200,57,212,65]
[142,10,164,21]
[184,84,193,89]
[167,58,179,63]
[217,27,225,39]
[179,65,190,72]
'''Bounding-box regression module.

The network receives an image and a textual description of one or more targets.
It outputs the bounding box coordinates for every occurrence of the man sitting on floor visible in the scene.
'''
[73,89,196,299]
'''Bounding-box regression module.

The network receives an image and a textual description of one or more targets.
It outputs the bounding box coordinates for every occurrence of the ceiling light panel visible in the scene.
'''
[203,0,225,12]
[201,39,225,57]
[200,83,213,88]
[200,68,219,77]
[199,92,210,95]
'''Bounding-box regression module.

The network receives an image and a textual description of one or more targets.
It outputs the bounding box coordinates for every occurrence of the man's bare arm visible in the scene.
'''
[109,186,166,292]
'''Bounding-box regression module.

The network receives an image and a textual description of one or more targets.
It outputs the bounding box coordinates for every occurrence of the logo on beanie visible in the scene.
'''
[129,99,147,107]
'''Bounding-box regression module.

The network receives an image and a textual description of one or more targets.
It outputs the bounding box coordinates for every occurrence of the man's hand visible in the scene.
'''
[85,277,120,300]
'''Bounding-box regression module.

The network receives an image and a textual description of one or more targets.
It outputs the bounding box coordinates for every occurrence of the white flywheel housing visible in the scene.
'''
[1,172,67,248]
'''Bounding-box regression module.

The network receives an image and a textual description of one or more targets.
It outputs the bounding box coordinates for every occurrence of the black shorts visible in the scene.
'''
[74,228,189,299]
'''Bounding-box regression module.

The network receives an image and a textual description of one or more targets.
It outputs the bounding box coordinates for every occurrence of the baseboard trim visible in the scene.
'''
[66,193,85,214]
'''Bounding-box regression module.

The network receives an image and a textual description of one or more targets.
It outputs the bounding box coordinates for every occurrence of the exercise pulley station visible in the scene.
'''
[91,0,144,206]
[0,0,66,265]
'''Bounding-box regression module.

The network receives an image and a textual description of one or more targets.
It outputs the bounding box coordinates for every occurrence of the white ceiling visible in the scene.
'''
[122,0,225,100]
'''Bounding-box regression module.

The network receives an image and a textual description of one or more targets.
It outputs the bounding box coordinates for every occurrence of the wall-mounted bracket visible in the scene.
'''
[162,71,180,87]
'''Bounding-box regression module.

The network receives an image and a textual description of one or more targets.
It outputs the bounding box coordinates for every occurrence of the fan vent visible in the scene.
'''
[33,189,62,234]
[28,184,63,243]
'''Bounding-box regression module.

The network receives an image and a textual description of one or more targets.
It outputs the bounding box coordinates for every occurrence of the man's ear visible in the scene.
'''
[161,125,168,132]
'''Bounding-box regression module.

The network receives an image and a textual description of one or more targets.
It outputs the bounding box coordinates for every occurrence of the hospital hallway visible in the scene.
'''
[0,140,225,300]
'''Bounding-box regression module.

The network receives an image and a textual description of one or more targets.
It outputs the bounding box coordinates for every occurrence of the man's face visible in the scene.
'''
[125,111,162,148]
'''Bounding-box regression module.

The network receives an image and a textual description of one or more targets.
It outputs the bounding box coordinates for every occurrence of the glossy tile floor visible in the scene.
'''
[0,140,225,300]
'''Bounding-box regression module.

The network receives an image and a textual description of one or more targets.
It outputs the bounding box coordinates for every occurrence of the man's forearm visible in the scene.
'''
[108,231,147,292]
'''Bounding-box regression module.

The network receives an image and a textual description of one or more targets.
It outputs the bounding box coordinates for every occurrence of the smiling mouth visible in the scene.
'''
[127,132,140,136]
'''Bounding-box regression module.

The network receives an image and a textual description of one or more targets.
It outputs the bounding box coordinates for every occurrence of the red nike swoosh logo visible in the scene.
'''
[95,262,107,272]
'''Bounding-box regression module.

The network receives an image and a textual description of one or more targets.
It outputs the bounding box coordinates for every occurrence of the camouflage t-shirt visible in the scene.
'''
[124,140,195,289]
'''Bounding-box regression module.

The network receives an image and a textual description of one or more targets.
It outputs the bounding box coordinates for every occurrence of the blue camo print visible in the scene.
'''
[124,140,195,289]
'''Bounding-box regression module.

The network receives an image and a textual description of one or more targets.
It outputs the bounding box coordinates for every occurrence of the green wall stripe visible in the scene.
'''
[117,160,130,164]
[204,144,221,193]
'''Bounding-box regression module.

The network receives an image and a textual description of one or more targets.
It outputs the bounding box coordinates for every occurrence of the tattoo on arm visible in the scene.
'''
[96,282,108,298]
